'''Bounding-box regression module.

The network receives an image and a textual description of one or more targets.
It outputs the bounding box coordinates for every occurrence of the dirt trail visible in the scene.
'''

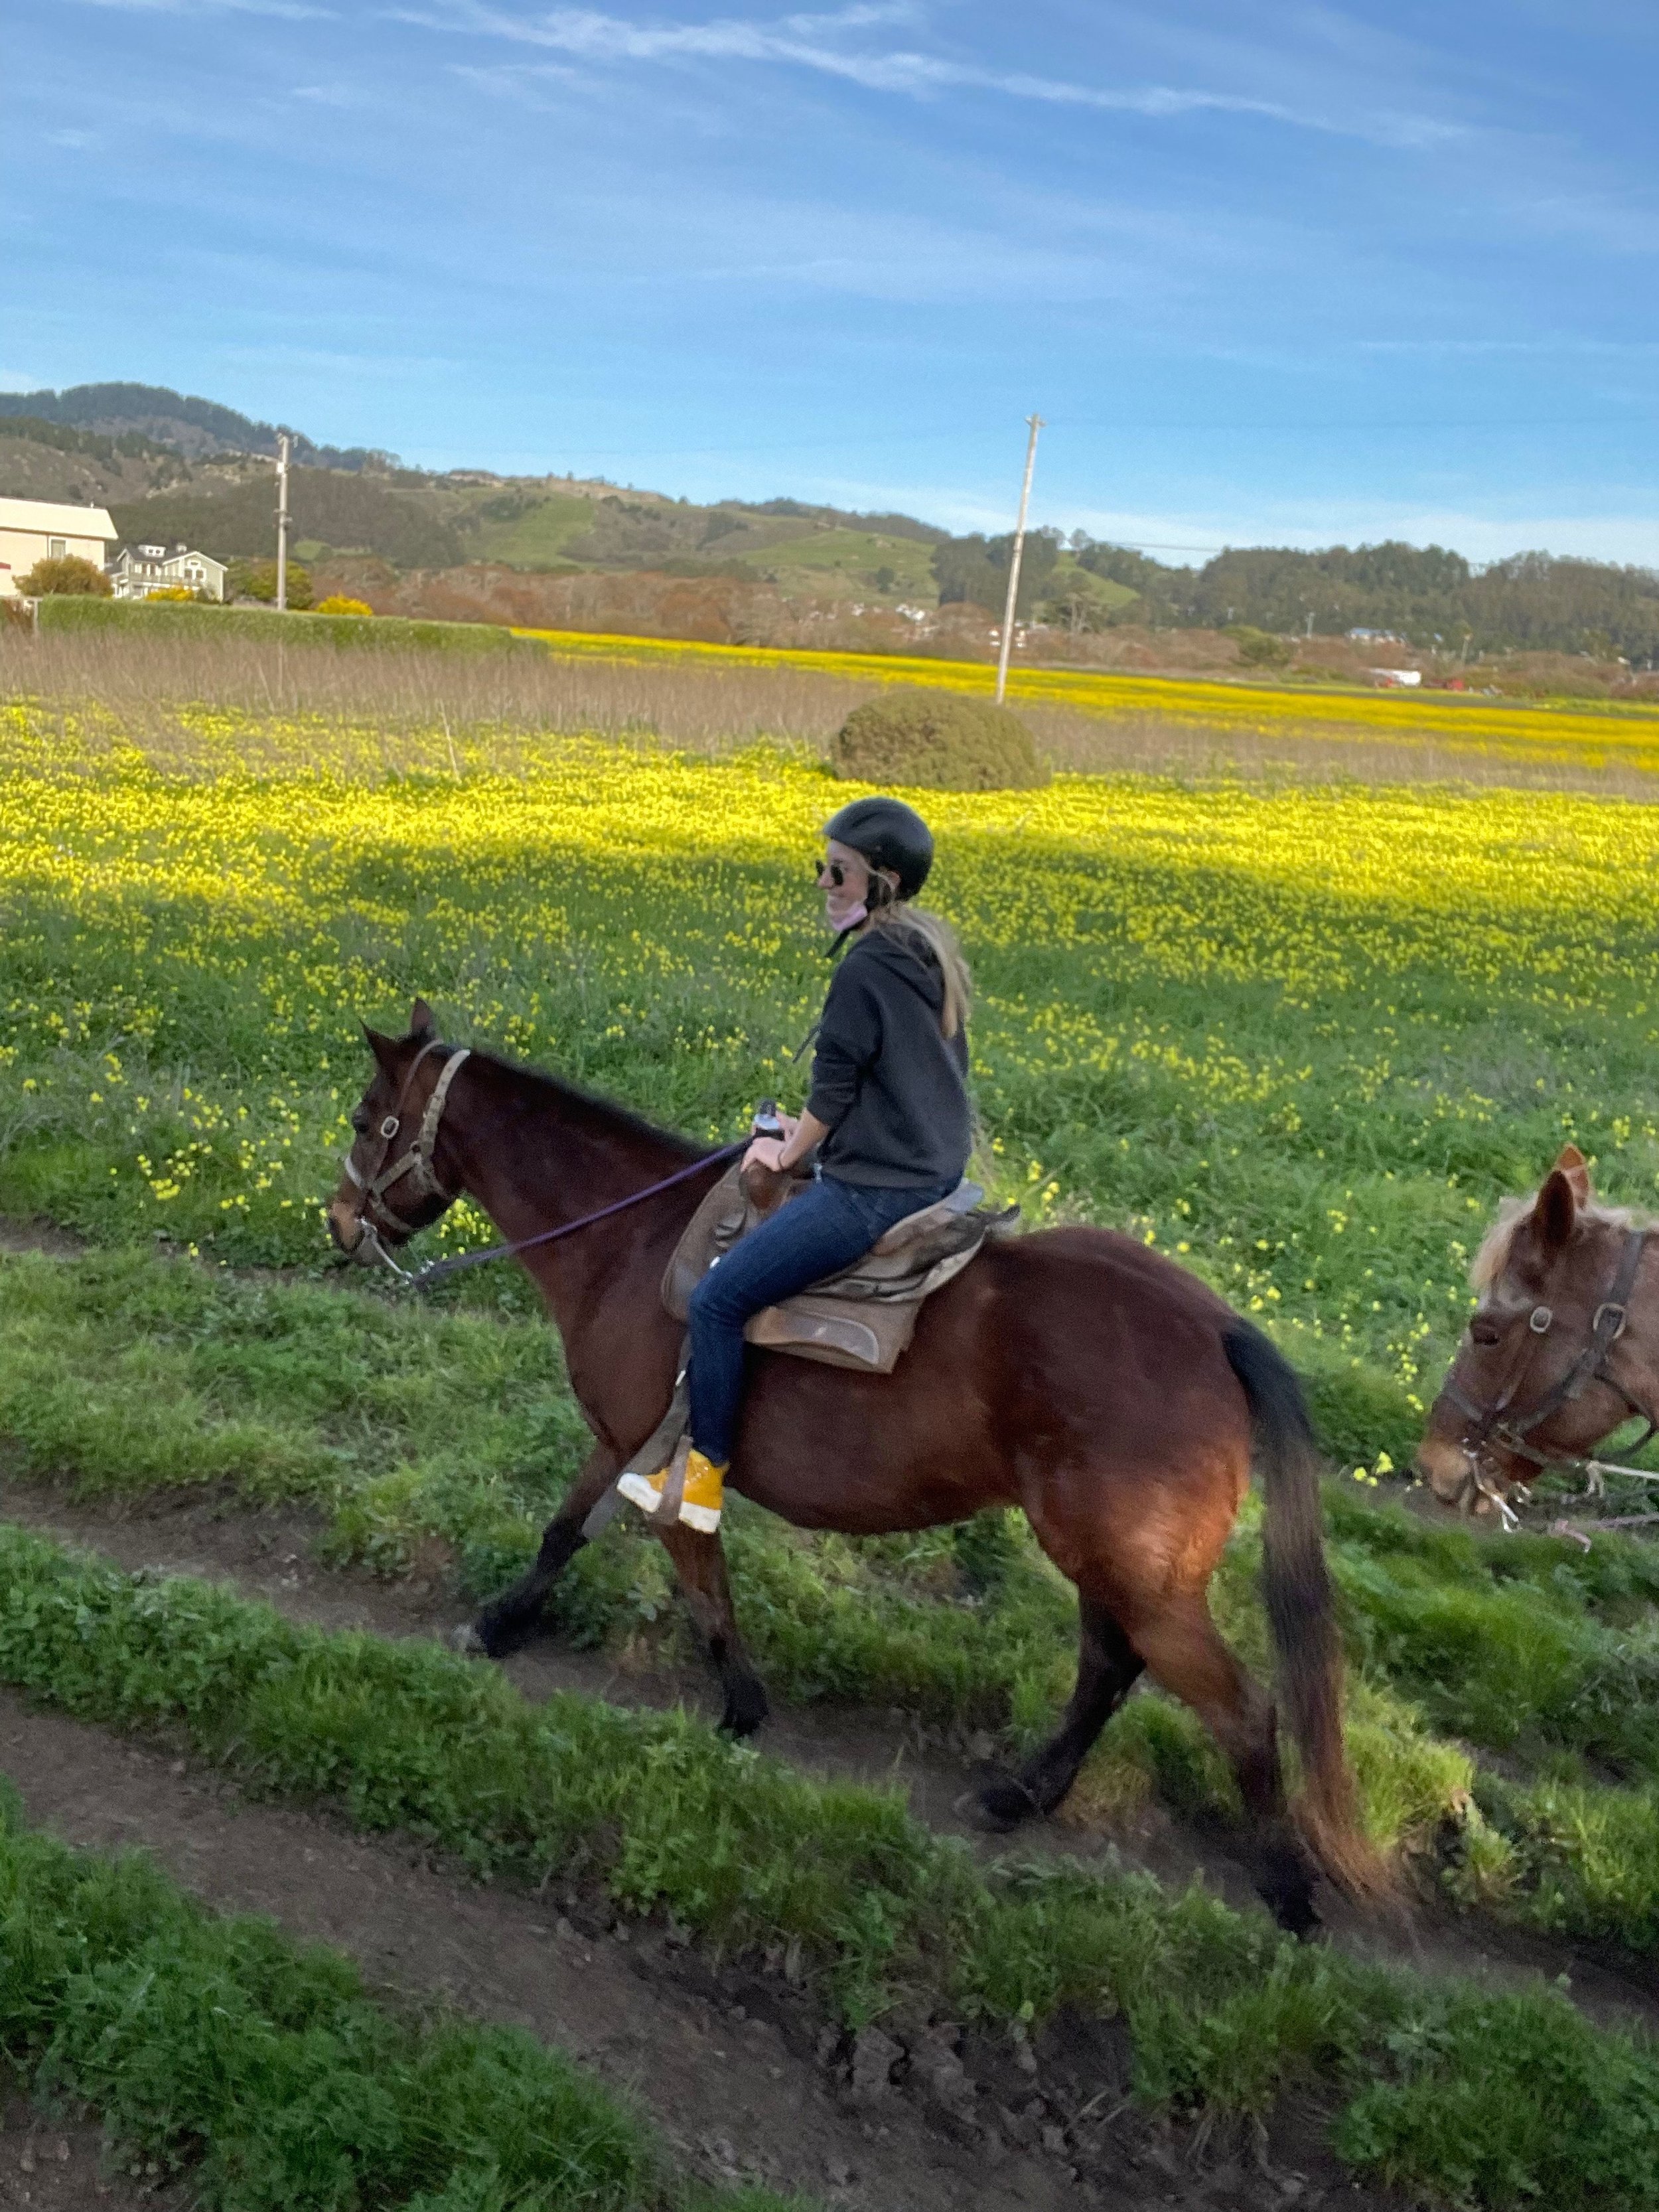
[6,1476,1656,2046]
[5,1690,1081,2212]
[0,2078,177,2212]
[1,1678,1402,2212]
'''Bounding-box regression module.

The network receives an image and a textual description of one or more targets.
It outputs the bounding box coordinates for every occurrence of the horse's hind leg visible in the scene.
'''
[976,1597,1144,1829]
[1130,1593,1317,1937]
[466,1443,619,1659]
[654,1520,770,1738]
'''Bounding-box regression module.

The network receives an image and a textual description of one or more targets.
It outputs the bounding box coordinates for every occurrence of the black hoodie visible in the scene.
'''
[805,926,972,1189]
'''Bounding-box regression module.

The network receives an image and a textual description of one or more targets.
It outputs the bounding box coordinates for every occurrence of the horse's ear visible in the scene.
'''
[409,997,435,1043]
[362,1022,399,1074]
[1533,1167,1577,1251]
[1553,1143,1591,1205]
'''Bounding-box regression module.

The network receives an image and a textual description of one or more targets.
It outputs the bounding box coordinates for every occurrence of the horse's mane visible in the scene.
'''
[1471,1189,1654,1291]
[462,1045,709,1162]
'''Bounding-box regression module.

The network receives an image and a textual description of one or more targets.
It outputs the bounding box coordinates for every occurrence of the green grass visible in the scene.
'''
[7,722,1659,2081]
[459,490,603,569]
[0,1785,800,2212]
[5,1232,1659,1949]
[3,1525,1659,2211]
[730,530,939,598]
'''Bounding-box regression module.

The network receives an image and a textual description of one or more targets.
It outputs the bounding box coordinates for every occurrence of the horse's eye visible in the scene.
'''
[1470,1316,1502,1348]
[351,1108,370,1136]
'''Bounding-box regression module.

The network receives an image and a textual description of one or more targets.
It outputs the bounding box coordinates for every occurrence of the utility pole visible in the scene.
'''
[995,413,1044,705]
[275,431,291,612]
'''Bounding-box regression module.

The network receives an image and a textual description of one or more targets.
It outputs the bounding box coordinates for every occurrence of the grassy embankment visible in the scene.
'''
[5,1522,1659,2212]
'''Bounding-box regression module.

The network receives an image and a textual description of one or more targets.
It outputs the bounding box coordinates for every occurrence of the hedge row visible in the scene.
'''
[35,593,524,655]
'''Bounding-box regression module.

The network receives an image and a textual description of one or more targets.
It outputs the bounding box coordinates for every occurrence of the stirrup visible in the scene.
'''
[618,1442,725,1532]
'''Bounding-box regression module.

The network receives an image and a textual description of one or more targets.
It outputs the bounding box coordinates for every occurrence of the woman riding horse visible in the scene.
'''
[616,796,974,1534]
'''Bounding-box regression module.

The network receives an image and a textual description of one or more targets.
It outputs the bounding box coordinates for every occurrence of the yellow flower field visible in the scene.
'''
[3,698,1658,1436]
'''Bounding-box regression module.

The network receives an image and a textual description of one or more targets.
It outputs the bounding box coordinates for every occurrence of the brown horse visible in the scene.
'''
[329,1002,1379,1932]
[1417,1144,1659,1520]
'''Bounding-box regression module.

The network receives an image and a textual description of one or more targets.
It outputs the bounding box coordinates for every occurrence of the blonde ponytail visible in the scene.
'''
[869,903,972,1039]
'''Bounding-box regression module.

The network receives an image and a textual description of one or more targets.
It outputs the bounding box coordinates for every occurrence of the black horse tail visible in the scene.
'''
[1224,1321,1390,1901]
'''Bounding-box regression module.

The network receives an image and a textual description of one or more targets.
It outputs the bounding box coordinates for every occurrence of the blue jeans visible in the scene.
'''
[687,1171,960,1465]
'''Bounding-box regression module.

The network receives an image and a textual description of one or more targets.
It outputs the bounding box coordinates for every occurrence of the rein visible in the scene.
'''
[340,1042,745,1290]
[1442,1226,1658,1526]
[403,1143,746,1290]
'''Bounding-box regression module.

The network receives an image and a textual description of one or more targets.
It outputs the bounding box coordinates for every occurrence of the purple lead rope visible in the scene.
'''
[407,1141,747,1291]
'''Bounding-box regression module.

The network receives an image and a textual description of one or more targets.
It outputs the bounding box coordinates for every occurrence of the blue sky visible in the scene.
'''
[6,0,1658,562]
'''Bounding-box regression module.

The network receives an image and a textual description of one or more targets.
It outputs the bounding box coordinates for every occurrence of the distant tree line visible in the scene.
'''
[931,530,1060,622]
[0,415,182,468]
[0,384,392,471]
[928,528,1659,662]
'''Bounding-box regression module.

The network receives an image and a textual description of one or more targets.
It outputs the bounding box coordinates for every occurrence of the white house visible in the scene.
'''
[109,542,228,603]
[0,496,118,597]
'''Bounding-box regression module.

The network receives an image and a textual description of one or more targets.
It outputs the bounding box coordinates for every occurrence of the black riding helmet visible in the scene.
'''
[823,796,934,900]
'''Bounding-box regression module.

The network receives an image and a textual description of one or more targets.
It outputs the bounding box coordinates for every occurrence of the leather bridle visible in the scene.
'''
[339,1039,471,1278]
[1439,1226,1656,1526]
[336,1035,749,1290]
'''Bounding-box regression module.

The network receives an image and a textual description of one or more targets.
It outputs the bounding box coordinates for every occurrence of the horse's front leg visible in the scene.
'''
[654,1519,770,1738]
[463,1442,620,1658]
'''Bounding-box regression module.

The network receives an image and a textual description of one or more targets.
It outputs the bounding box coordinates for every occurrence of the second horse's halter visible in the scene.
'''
[1437,1227,1656,1527]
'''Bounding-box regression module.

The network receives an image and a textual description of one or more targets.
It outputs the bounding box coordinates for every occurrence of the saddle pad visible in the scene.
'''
[662,1163,1017,1373]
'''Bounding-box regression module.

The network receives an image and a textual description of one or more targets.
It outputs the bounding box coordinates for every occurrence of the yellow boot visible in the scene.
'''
[617,1443,726,1534]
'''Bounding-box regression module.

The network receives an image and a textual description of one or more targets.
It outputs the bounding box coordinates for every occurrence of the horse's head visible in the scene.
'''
[327,997,463,1262]
[1417,1145,1652,1516]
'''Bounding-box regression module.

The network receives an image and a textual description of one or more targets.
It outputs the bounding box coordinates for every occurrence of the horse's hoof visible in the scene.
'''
[961,1776,1039,1834]
[452,1622,488,1658]
[718,1685,769,1739]
[1263,1879,1323,1941]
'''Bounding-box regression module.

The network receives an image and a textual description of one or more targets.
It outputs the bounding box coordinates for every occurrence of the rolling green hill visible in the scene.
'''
[109,469,467,569]
[13,378,1654,655]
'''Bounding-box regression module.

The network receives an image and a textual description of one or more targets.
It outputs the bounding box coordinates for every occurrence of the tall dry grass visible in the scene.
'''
[5,626,1657,795]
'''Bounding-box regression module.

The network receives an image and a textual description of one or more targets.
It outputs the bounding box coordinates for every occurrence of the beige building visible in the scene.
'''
[0,496,119,597]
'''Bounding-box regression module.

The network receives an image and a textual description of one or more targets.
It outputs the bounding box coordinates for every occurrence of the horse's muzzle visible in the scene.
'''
[327,1197,367,1255]
[1413,1431,1476,1507]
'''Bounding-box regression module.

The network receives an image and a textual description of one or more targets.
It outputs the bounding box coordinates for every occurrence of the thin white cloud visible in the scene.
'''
[452,59,578,101]
[410,1,1459,147]
[0,371,42,394]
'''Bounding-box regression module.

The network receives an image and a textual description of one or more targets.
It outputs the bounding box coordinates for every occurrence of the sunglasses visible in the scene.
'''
[815,856,852,887]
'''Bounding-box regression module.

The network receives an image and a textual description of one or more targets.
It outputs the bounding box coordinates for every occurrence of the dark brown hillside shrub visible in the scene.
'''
[833,688,1048,790]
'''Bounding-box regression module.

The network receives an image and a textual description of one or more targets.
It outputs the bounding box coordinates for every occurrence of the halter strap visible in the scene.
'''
[344,1042,471,1228]
[1445,1226,1656,1491]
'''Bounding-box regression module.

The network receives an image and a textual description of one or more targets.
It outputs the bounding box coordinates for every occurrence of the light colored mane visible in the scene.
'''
[1471,1189,1652,1291]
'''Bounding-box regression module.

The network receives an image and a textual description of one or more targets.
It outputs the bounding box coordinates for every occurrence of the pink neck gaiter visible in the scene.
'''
[824,887,867,933]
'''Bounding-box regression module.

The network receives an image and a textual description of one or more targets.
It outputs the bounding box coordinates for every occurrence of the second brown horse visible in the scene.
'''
[330,1005,1380,1932]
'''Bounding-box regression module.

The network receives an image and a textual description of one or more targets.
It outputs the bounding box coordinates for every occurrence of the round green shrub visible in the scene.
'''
[832,688,1048,792]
